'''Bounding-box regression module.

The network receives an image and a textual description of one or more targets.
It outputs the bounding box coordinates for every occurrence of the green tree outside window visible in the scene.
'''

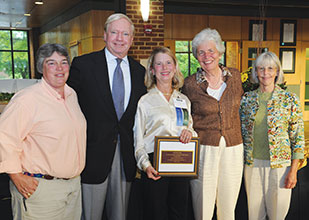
[0,30,30,79]
[175,40,225,78]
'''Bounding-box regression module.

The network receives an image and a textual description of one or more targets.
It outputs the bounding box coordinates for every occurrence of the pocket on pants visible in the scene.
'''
[26,178,43,201]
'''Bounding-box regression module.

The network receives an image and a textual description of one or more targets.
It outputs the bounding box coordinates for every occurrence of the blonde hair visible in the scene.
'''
[144,47,184,90]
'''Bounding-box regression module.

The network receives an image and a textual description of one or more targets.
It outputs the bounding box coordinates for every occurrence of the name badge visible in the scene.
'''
[173,98,187,109]
[174,98,189,126]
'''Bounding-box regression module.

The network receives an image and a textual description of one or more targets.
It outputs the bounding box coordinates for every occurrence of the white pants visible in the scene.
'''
[244,159,292,220]
[190,137,244,220]
[10,176,81,220]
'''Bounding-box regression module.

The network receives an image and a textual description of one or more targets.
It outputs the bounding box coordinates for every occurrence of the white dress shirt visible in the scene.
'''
[105,48,131,109]
[133,86,197,171]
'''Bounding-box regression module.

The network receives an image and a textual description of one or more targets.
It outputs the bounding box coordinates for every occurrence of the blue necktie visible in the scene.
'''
[112,58,125,120]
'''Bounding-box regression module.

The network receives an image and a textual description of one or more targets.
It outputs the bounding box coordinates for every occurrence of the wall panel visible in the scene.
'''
[92,37,106,52]
[68,16,81,44]
[164,14,172,39]
[91,10,113,37]
[81,37,93,55]
[171,14,208,40]
[209,16,241,40]
[39,10,113,56]
[80,11,93,40]
[301,19,309,41]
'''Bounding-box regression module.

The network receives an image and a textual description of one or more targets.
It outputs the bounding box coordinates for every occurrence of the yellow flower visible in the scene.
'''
[241,73,248,83]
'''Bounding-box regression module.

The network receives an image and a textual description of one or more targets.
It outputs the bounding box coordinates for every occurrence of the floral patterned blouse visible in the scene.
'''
[240,85,305,168]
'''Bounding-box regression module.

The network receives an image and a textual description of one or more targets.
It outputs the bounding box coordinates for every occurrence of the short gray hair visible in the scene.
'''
[104,13,135,35]
[251,51,285,84]
[192,28,225,58]
[36,43,70,74]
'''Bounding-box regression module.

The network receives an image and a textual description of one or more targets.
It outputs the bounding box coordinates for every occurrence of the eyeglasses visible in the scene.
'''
[257,66,277,72]
[197,49,215,57]
[45,60,69,69]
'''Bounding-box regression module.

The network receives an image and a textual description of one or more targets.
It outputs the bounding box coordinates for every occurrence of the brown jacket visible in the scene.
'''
[182,66,243,147]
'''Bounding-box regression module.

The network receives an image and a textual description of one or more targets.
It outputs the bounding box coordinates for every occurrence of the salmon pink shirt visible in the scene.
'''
[0,78,86,178]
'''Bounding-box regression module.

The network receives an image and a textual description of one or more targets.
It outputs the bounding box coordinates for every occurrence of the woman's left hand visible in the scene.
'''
[284,159,299,189]
[179,129,193,144]
[284,170,297,189]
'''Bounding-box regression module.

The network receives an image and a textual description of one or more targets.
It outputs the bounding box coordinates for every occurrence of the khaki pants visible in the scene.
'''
[244,159,292,220]
[190,137,244,220]
[10,176,81,220]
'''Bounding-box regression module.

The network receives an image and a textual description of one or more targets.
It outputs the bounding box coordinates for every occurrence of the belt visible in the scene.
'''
[23,172,70,180]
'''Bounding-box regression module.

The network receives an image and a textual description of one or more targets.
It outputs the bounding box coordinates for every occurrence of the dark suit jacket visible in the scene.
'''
[67,48,146,184]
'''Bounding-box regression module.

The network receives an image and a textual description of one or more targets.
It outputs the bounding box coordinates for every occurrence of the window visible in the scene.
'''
[175,41,199,78]
[175,40,225,78]
[0,30,30,79]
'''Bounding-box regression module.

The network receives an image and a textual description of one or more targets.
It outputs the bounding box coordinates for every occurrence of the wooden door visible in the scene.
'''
[241,41,278,72]
[301,42,309,121]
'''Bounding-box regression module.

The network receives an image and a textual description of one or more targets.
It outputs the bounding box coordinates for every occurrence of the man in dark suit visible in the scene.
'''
[67,13,146,220]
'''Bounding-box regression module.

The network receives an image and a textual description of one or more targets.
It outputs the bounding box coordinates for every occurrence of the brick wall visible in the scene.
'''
[126,0,164,61]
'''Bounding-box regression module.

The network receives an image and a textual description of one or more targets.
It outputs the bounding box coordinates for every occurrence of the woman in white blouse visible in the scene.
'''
[133,47,196,220]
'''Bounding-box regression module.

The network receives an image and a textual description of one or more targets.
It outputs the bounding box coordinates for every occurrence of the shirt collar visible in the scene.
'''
[41,77,72,100]
[195,64,232,84]
[105,48,129,65]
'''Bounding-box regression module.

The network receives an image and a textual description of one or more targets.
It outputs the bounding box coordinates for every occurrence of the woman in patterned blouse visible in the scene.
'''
[240,51,305,220]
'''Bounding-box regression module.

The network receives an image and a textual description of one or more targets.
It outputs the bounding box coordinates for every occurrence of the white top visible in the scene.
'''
[133,86,197,171]
[105,48,131,109]
[207,82,227,101]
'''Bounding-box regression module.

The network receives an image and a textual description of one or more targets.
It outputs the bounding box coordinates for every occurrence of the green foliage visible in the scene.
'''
[0,30,10,50]
[176,53,189,78]
[13,31,28,50]
[241,67,258,92]
[175,41,200,78]
[175,41,189,52]
[0,30,29,79]
[190,54,200,75]
[0,93,14,103]
[0,52,12,79]
[175,40,226,78]
[14,52,29,79]
[278,81,287,90]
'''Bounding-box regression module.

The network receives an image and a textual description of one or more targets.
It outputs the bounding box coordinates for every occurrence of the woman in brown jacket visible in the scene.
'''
[182,28,244,220]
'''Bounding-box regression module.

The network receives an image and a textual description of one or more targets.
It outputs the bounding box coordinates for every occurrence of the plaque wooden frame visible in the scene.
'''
[153,136,200,177]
